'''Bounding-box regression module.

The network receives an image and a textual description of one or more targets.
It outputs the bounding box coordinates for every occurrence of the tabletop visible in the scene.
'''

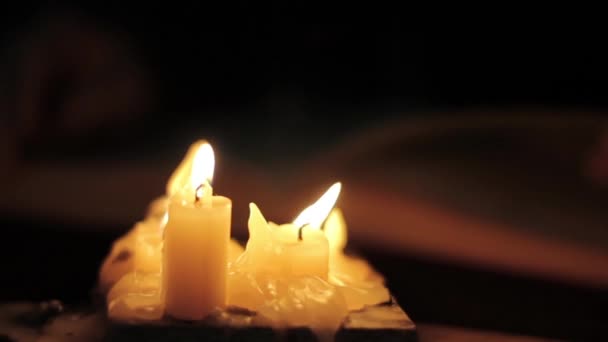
[417,324,558,342]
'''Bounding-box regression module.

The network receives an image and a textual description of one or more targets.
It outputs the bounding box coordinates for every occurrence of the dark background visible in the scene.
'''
[2,5,607,159]
[1,4,608,341]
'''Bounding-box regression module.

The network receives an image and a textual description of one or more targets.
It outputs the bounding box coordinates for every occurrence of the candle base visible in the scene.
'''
[3,298,416,342]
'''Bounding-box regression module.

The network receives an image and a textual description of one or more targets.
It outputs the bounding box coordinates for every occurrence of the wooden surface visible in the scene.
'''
[0,301,559,341]
[0,300,416,342]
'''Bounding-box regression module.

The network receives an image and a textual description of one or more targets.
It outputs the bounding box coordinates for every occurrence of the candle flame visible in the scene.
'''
[190,142,215,189]
[293,182,342,229]
[167,140,208,196]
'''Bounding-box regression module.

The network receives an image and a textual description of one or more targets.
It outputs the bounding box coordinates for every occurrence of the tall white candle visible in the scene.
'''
[163,142,232,320]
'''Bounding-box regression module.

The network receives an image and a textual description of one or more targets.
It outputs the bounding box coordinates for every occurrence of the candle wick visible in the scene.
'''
[297,224,306,241]
[319,216,330,231]
[194,183,205,203]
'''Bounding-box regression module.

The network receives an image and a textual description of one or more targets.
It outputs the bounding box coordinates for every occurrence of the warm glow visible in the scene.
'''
[167,140,208,196]
[325,208,347,252]
[160,212,169,232]
[293,182,342,229]
[190,142,215,188]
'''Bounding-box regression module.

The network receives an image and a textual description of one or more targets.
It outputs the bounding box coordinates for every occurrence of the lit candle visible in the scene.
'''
[145,139,209,222]
[228,183,348,337]
[292,182,342,230]
[166,140,208,197]
[163,142,232,321]
[239,203,330,278]
[232,182,341,280]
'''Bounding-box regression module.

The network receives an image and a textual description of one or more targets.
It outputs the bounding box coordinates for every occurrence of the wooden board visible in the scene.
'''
[0,298,416,342]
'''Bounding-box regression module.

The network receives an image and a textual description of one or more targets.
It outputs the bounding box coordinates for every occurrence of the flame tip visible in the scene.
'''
[190,142,215,187]
[292,182,342,228]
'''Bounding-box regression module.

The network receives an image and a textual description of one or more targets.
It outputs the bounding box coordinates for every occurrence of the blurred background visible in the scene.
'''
[1,3,608,340]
